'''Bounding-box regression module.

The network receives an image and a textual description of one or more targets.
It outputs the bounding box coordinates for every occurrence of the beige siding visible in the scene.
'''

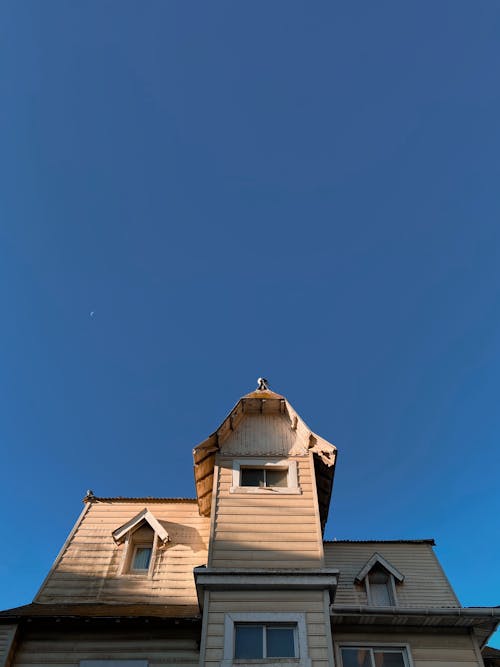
[205,590,330,667]
[0,625,17,667]
[325,543,459,608]
[333,630,481,667]
[36,501,210,605]
[210,455,324,568]
[12,628,200,667]
[220,414,308,457]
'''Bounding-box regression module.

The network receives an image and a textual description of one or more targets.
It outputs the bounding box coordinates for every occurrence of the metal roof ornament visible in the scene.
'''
[257,377,269,391]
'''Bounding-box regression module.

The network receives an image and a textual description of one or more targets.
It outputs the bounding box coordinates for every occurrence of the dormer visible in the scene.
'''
[112,508,170,577]
[355,552,404,606]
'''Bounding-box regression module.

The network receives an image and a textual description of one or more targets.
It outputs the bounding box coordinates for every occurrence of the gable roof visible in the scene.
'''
[192,386,337,531]
[355,552,405,583]
[112,508,170,545]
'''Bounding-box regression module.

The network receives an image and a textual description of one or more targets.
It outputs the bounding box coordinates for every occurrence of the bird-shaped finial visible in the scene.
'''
[257,377,269,391]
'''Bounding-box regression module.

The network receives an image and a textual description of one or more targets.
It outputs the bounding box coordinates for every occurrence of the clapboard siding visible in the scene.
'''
[0,625,17,667]
[12,629,200,667]
[333,630,481,667]
[219,414,309,457]
[36,501,210,604]
[325,543,459,608]
[205,590,330,667]
[210,453,324,568]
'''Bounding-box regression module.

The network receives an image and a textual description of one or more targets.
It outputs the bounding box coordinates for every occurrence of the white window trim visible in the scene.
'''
[230,459,300,495]
[118,532,157,578]
[364,570,398,607]
[222,613,311,667]
[130,543,154,573]
[335,642,414,667]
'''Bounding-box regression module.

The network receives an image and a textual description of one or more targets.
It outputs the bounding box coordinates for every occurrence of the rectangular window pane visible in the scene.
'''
[266,626,295,657]
[241,468,266,487]
[234,625,263,659]
[132,547,152,570]
[265,469,288,488]
[370,582,392,606]
[373,651,405,667]
[341,648,373,667]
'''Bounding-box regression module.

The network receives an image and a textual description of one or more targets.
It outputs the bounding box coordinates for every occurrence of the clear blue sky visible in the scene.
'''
[1,1,499,648]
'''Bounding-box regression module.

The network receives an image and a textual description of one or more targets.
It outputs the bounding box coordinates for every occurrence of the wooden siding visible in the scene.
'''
[36,501,210,605]
[325,543,459,608]
[0,625,17,667]
[219,414,308,457]
[205,590,331,667]
[210,454,324,568]
[333,630,482,667]
[12,628,200,667]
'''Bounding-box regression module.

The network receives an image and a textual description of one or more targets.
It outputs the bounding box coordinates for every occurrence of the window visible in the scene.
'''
[222,613,310,667]
[234,624,297,659]
[367,566,395,606]
[240,467,288,488]
[340,647,410,667]
[230,459,300,495]
[354,553,404,607]
[131,545,152,572]
[112,508,170,577]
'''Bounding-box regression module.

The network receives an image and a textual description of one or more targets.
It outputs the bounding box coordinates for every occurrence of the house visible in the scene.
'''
[1,382,498,667]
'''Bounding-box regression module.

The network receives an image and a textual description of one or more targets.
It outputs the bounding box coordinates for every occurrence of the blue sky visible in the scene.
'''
[1,0,499,648]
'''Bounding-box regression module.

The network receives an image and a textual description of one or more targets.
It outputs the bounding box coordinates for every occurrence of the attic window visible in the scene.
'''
[131,545,153,572]
[230,459,300,495]
[112,508,169,577]
[355,553,404,607]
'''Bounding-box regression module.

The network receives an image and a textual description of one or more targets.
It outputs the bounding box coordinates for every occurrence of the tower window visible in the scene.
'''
[240,467,288,488]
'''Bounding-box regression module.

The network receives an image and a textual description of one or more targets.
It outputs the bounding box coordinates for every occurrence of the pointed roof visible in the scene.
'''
[193,381,337,531]
[112,508,170,545]
[355,552,405,583]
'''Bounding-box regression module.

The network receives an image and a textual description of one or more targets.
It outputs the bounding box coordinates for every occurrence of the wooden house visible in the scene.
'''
[1,382,498,667]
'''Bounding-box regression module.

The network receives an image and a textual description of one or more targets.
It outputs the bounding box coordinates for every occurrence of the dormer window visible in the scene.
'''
[112,508,169,577]
[367,565,394,606]
[131,544,153,572]
[355,553,404,607]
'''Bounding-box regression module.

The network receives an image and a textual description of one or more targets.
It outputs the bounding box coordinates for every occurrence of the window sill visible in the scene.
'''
[229,486,302,495]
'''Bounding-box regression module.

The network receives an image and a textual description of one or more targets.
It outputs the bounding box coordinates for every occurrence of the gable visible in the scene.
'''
[355,552,405,583]
[112,508,170,545]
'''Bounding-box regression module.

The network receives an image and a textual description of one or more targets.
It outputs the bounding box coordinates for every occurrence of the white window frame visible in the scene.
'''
[230,459,301,495]
[336,643,414,667]
[130,543,154,573]
[234,623,298,659]
[222,613,311,667]
[119,532,157,578]
[365,569,398,607]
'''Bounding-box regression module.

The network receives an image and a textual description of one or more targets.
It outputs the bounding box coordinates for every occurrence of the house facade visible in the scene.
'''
[1,383,498,667]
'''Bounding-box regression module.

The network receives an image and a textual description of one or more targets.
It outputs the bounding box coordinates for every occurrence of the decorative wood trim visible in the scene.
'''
[355,553,404,584]
[112,508,169,545]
